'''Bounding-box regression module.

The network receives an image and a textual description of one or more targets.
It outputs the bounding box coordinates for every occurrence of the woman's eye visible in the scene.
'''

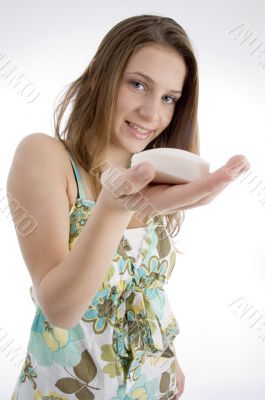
[129,80,145,90]
[128,80,177,104]
[164,95,177,104]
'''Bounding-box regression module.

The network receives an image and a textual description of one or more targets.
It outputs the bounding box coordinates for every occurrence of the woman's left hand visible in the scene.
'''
[173,358,185,399]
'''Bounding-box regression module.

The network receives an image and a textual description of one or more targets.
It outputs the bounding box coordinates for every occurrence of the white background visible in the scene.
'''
[0,0,265,399]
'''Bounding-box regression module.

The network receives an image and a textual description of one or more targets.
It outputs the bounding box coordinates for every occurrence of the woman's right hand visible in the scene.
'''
[99,154,250,218]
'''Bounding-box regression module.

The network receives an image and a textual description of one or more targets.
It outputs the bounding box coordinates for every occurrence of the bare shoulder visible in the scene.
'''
[8,132,75,206]
[14,132,69,165]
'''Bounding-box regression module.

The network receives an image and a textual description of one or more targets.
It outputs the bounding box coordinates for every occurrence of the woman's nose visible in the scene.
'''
[137,96,161,123]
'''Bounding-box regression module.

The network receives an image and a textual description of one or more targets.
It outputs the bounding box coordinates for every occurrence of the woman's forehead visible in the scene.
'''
[124,45,186,90]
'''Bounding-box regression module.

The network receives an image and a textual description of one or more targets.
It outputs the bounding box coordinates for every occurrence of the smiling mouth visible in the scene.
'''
[125,120,154,134]
[125,121,153,140]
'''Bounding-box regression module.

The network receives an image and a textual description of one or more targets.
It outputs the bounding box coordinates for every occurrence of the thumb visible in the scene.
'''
[118,162,156,198]
[131,162,156,182]
[101,162,155,199]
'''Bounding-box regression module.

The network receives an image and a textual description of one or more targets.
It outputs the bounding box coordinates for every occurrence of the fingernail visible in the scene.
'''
[136,165,150,180]
[226,166,245,179]
[228,160,248,172]
[226,160,249,178]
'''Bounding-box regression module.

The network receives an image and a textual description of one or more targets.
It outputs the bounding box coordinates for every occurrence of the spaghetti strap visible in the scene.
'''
[67,151,86,200]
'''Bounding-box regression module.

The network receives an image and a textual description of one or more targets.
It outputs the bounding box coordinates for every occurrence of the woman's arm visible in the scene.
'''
[6,134,137,329]
[172,344,185,398]
[7,133,157,329]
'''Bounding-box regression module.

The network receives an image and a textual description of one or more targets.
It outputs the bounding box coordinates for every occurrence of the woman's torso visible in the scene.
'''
[14,134,180,397]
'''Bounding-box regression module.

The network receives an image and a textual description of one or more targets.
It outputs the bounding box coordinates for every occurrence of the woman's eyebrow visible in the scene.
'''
[124,71,182,94]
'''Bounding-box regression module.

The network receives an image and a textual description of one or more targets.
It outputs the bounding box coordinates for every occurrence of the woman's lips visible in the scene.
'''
[125,120,152,140]
[126,120,154,133]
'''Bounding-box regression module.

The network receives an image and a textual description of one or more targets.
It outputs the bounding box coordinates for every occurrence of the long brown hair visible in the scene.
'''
[53,14,200,239]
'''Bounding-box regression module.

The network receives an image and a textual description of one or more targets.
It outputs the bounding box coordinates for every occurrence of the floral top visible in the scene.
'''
[11,152,180,400]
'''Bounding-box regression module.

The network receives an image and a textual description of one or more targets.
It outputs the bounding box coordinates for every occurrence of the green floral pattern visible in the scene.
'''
[11,198,180,399]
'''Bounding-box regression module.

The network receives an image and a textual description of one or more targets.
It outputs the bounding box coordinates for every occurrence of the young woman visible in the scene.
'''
[7,14,250,400]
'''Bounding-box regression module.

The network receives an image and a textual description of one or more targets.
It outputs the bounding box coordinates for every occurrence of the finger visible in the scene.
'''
[225,154,249,169]
[175,386,184,399]
[101,162,155,198]
[167,180,231,212]
[162,157,250,210]
[166,158,251,213]
[175,392,183,399]
[175,392,181,399]
[126,162,156,194]
[182,183,230,210]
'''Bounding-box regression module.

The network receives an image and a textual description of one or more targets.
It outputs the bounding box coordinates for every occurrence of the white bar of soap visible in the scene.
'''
[130,148,210,184]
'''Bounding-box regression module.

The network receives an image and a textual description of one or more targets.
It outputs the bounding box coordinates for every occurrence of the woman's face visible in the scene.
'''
[109,43,187,166]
